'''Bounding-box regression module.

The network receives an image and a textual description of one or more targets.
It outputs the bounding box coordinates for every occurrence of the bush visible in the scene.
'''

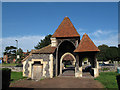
[116,74,120,89]
[2,68,11,89]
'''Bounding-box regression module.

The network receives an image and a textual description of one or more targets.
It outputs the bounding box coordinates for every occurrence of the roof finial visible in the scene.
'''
[65,16,68,17]
[84,33,87,35]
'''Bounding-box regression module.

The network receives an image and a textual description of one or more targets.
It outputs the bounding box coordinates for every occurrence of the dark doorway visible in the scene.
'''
[58,40,75,75]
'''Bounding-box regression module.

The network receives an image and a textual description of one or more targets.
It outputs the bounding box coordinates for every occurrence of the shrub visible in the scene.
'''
[2,68,11,89]
[116,74,120,89]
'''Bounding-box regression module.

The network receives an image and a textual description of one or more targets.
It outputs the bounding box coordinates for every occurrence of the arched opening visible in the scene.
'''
[60,52,76,76]
[81,57,93,77]
[57,40,76,75]
[79,53,96,78]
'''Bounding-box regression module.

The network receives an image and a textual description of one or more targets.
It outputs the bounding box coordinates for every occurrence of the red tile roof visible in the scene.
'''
[52,16,80,38]
[32,44,56,54]
[22,45,56,62]
[74,33,100,52]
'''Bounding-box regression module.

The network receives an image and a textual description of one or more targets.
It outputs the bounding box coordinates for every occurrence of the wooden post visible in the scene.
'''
[56,48,58,76]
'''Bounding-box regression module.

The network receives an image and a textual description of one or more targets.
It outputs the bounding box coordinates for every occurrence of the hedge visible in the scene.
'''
[116,74,120,89]
[2,68,11,89]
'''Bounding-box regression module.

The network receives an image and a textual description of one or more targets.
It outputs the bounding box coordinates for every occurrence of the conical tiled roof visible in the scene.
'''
[74,33,100,52]
[52,16,80,38]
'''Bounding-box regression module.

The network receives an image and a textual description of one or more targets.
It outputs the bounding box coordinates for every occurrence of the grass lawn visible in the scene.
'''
[2,63,18,67]
[11,72,26,83]
[95,72,119,88]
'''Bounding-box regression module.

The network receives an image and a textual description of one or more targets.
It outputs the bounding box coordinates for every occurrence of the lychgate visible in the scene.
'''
[22,16,100,80]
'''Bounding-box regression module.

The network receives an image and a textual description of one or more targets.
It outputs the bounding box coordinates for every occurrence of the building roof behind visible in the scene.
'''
[74,33,100,52]
[63,54,74,61]
[52,16,80,38]
[32,44,56,54]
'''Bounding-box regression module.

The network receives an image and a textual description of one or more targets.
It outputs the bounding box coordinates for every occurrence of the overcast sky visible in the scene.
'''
[1,2,118,57]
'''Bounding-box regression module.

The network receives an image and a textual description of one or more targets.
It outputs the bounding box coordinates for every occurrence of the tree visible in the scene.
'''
[4,46,16,55]
[97,44,119,62]
[96,44,109,61]
[118,47,120,61]
[3,46,17,63]
[106,46,118,62]
[34,34,52,49]
[16,48,24,63]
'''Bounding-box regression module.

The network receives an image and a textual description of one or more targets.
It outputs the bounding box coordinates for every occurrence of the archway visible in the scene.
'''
[57,40,76,75]
[60,52,76,75]
[81,57,93,78]
[77,52,99,77]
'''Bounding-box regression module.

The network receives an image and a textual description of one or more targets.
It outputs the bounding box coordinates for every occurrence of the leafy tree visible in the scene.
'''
[4,46,16,55]
[3,46,17,63]
[96,44,109,61]
[97,44,119,62]
[106,46,118,62]
[34,34,52,49]
[118,47,120,61]
[16,48,24,63]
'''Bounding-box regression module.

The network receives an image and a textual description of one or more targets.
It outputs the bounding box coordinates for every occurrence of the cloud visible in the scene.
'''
[92,30,103,37]
[79,29,118,47]
[77,28,85,32]
[90,30,118,46]
[93,34,118,47]
[89,29,117,38]
[1,35,45,57]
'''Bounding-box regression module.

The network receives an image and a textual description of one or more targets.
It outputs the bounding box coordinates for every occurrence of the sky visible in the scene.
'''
[1,2,118,57]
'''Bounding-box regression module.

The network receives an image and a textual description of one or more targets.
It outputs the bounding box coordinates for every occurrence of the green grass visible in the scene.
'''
[2,63,18,67]
[11,72,26,83]
[95,72,119,88]
[66,65,71,67]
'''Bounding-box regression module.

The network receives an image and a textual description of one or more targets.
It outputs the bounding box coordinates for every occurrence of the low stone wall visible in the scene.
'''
[118,64,120,67]
[1,66,22,72]
[99,66,116,72]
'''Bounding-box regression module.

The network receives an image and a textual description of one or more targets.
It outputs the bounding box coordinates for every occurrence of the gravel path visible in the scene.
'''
[10,77,104,89]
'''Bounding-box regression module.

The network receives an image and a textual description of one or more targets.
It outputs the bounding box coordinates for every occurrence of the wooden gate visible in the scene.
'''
[32,64,43,80]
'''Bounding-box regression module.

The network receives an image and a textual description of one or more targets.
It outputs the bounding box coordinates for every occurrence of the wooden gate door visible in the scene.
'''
[32,65,43,80]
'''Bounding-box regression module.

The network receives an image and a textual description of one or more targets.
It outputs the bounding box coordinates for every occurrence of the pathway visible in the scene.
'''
[10,77,104,89]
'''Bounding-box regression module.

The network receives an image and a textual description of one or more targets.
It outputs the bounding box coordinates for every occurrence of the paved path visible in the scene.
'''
[61,66,93,78]
[10,77,104,88]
